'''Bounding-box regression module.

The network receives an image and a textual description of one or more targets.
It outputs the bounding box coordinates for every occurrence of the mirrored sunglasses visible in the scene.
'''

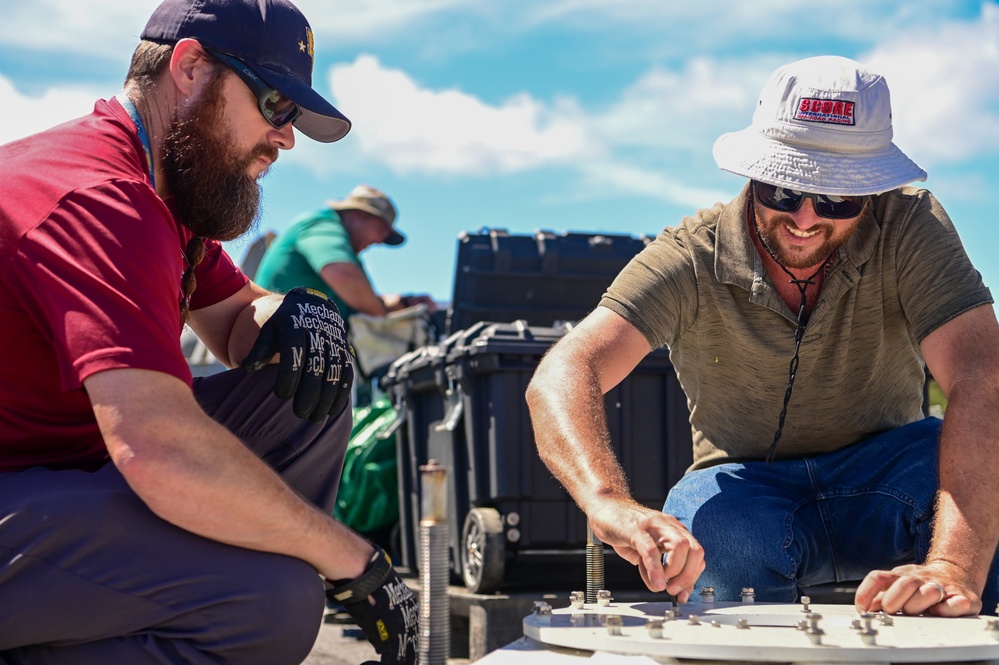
[753,180,868,220]
[207,49,302,130]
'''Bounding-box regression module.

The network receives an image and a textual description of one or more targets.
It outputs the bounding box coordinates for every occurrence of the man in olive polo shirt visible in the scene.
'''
[527,56,999,617]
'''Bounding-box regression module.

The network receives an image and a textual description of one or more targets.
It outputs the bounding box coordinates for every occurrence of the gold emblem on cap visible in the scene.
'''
[306,27,315,58]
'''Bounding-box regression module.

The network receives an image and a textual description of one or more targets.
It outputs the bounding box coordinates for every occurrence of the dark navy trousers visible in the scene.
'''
[0,366,352,664]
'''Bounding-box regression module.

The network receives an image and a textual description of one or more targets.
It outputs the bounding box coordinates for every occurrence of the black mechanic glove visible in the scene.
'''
[327,546,419,665]
[241,287,354,422]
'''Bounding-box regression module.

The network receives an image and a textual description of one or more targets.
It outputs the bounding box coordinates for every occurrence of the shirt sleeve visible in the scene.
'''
[295,214,360,273]
[11,181,193,390]
[600,224,700,350]
[886,189,993,342]
[189,238,249,310]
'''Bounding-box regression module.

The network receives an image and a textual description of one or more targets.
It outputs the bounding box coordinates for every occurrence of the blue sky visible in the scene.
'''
[2,1,997,303]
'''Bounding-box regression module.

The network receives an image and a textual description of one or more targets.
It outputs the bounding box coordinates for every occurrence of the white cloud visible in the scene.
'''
[862,3,999,165]
[294,0,477,43]
[520,0,962,40]
[306,54,742,205]
[0,1,158,60]
[2,0,996,213]
[0,74,100,146]
[0,0,475,56]
[578,161,732,209]
[593,57,773,152]
[308,53,762,183]
[325,55,596,175]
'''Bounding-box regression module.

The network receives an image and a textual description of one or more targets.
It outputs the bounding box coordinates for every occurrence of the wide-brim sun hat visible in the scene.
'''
[142,0,351,143]
[330,185,406,246]
[713,55,926,196]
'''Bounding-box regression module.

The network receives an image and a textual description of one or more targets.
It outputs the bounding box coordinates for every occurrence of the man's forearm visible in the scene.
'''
[120,408,372,580]
[319,263,388,316]
[186,282,277,367]
[927,382,999,592]
[225,293,284,366]
[527,308,652,513]
[527,354,634,514]
[92,369,371,581]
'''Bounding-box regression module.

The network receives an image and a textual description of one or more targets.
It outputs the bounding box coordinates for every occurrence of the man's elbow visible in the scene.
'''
[525,374,544,415]
[108,442,176,515]
[526,350,567,417]
[105,426,206,522]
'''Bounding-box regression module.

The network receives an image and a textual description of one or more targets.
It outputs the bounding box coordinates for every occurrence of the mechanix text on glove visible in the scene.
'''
[242,287,354,422]
[327,547,419,665]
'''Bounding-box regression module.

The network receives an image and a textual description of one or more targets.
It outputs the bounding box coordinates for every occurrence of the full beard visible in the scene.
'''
[753,201,848,270]
[161,77,278,241]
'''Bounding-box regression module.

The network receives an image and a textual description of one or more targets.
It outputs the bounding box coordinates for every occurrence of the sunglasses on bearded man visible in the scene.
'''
[206,49,302,130]
[753,180,869,220]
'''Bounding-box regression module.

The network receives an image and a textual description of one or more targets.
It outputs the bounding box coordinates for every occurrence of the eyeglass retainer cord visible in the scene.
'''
[751,199,833,464]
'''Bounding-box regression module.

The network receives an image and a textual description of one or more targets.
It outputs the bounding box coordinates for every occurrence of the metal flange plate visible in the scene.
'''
[523,601,999,663]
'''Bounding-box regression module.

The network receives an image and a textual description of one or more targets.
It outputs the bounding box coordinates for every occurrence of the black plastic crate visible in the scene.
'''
[446,229,651,334]
[386,320,693,593]
[380,340,452,570]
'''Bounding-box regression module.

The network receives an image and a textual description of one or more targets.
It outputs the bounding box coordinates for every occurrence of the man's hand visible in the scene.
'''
[327,547,419,665]
[855,561,981,616]
[589,499,705,600]
[241,287,353,421]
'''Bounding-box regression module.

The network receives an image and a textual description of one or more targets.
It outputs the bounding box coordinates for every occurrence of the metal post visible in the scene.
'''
[419,461,450,665]
[585,520,604,604]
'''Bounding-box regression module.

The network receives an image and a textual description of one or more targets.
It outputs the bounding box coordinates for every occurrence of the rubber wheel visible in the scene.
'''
[461,507,505,593]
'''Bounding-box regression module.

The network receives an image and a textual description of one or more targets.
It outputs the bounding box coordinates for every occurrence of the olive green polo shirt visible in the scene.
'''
[601,184,993,470]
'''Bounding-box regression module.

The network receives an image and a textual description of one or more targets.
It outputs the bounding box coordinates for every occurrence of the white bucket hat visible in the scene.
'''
[713,56,926,196]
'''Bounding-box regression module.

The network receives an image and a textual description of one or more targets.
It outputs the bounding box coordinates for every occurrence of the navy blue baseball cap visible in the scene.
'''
[141,0,351,142]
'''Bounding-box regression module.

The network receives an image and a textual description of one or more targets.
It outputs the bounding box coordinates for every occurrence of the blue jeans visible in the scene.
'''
[664,417,999,612]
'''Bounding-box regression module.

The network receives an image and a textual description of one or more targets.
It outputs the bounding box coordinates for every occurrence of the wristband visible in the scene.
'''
[328,547,393,605]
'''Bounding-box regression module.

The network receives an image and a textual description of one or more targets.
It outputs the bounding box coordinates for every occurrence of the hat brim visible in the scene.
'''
[713,128,927,196]
[254,64,351,143]
[383,229,405,246]
[330,200,406,246]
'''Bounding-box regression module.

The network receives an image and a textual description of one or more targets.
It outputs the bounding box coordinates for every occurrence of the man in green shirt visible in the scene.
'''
[255,184,435,321]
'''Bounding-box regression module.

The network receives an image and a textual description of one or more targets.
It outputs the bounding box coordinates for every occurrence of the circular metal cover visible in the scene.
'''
[523,601,999,663]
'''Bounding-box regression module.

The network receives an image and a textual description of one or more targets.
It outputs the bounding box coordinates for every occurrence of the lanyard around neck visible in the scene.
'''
[115,93,155,190]
[116,93,191,270]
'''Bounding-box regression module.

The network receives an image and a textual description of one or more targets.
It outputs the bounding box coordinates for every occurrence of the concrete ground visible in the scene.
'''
[302,617,380,665]
[300,583,860,664]
[302,610,472,665]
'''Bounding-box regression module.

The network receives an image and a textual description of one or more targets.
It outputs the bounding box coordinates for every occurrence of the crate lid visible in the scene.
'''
[444,320,572,362]
[446,228,652,334]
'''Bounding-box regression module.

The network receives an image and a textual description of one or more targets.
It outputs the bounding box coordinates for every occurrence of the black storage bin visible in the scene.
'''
[385,320,693,593]
[380,341,452,571]
[446,228,651,334]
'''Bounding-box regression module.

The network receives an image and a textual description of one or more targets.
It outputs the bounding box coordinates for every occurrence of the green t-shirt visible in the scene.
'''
[601,184,993,470]
[255,207,367,320]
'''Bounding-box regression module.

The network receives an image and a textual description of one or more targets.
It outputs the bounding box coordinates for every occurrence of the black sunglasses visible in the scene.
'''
[207,49,302,130]
[753,180,868,220]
